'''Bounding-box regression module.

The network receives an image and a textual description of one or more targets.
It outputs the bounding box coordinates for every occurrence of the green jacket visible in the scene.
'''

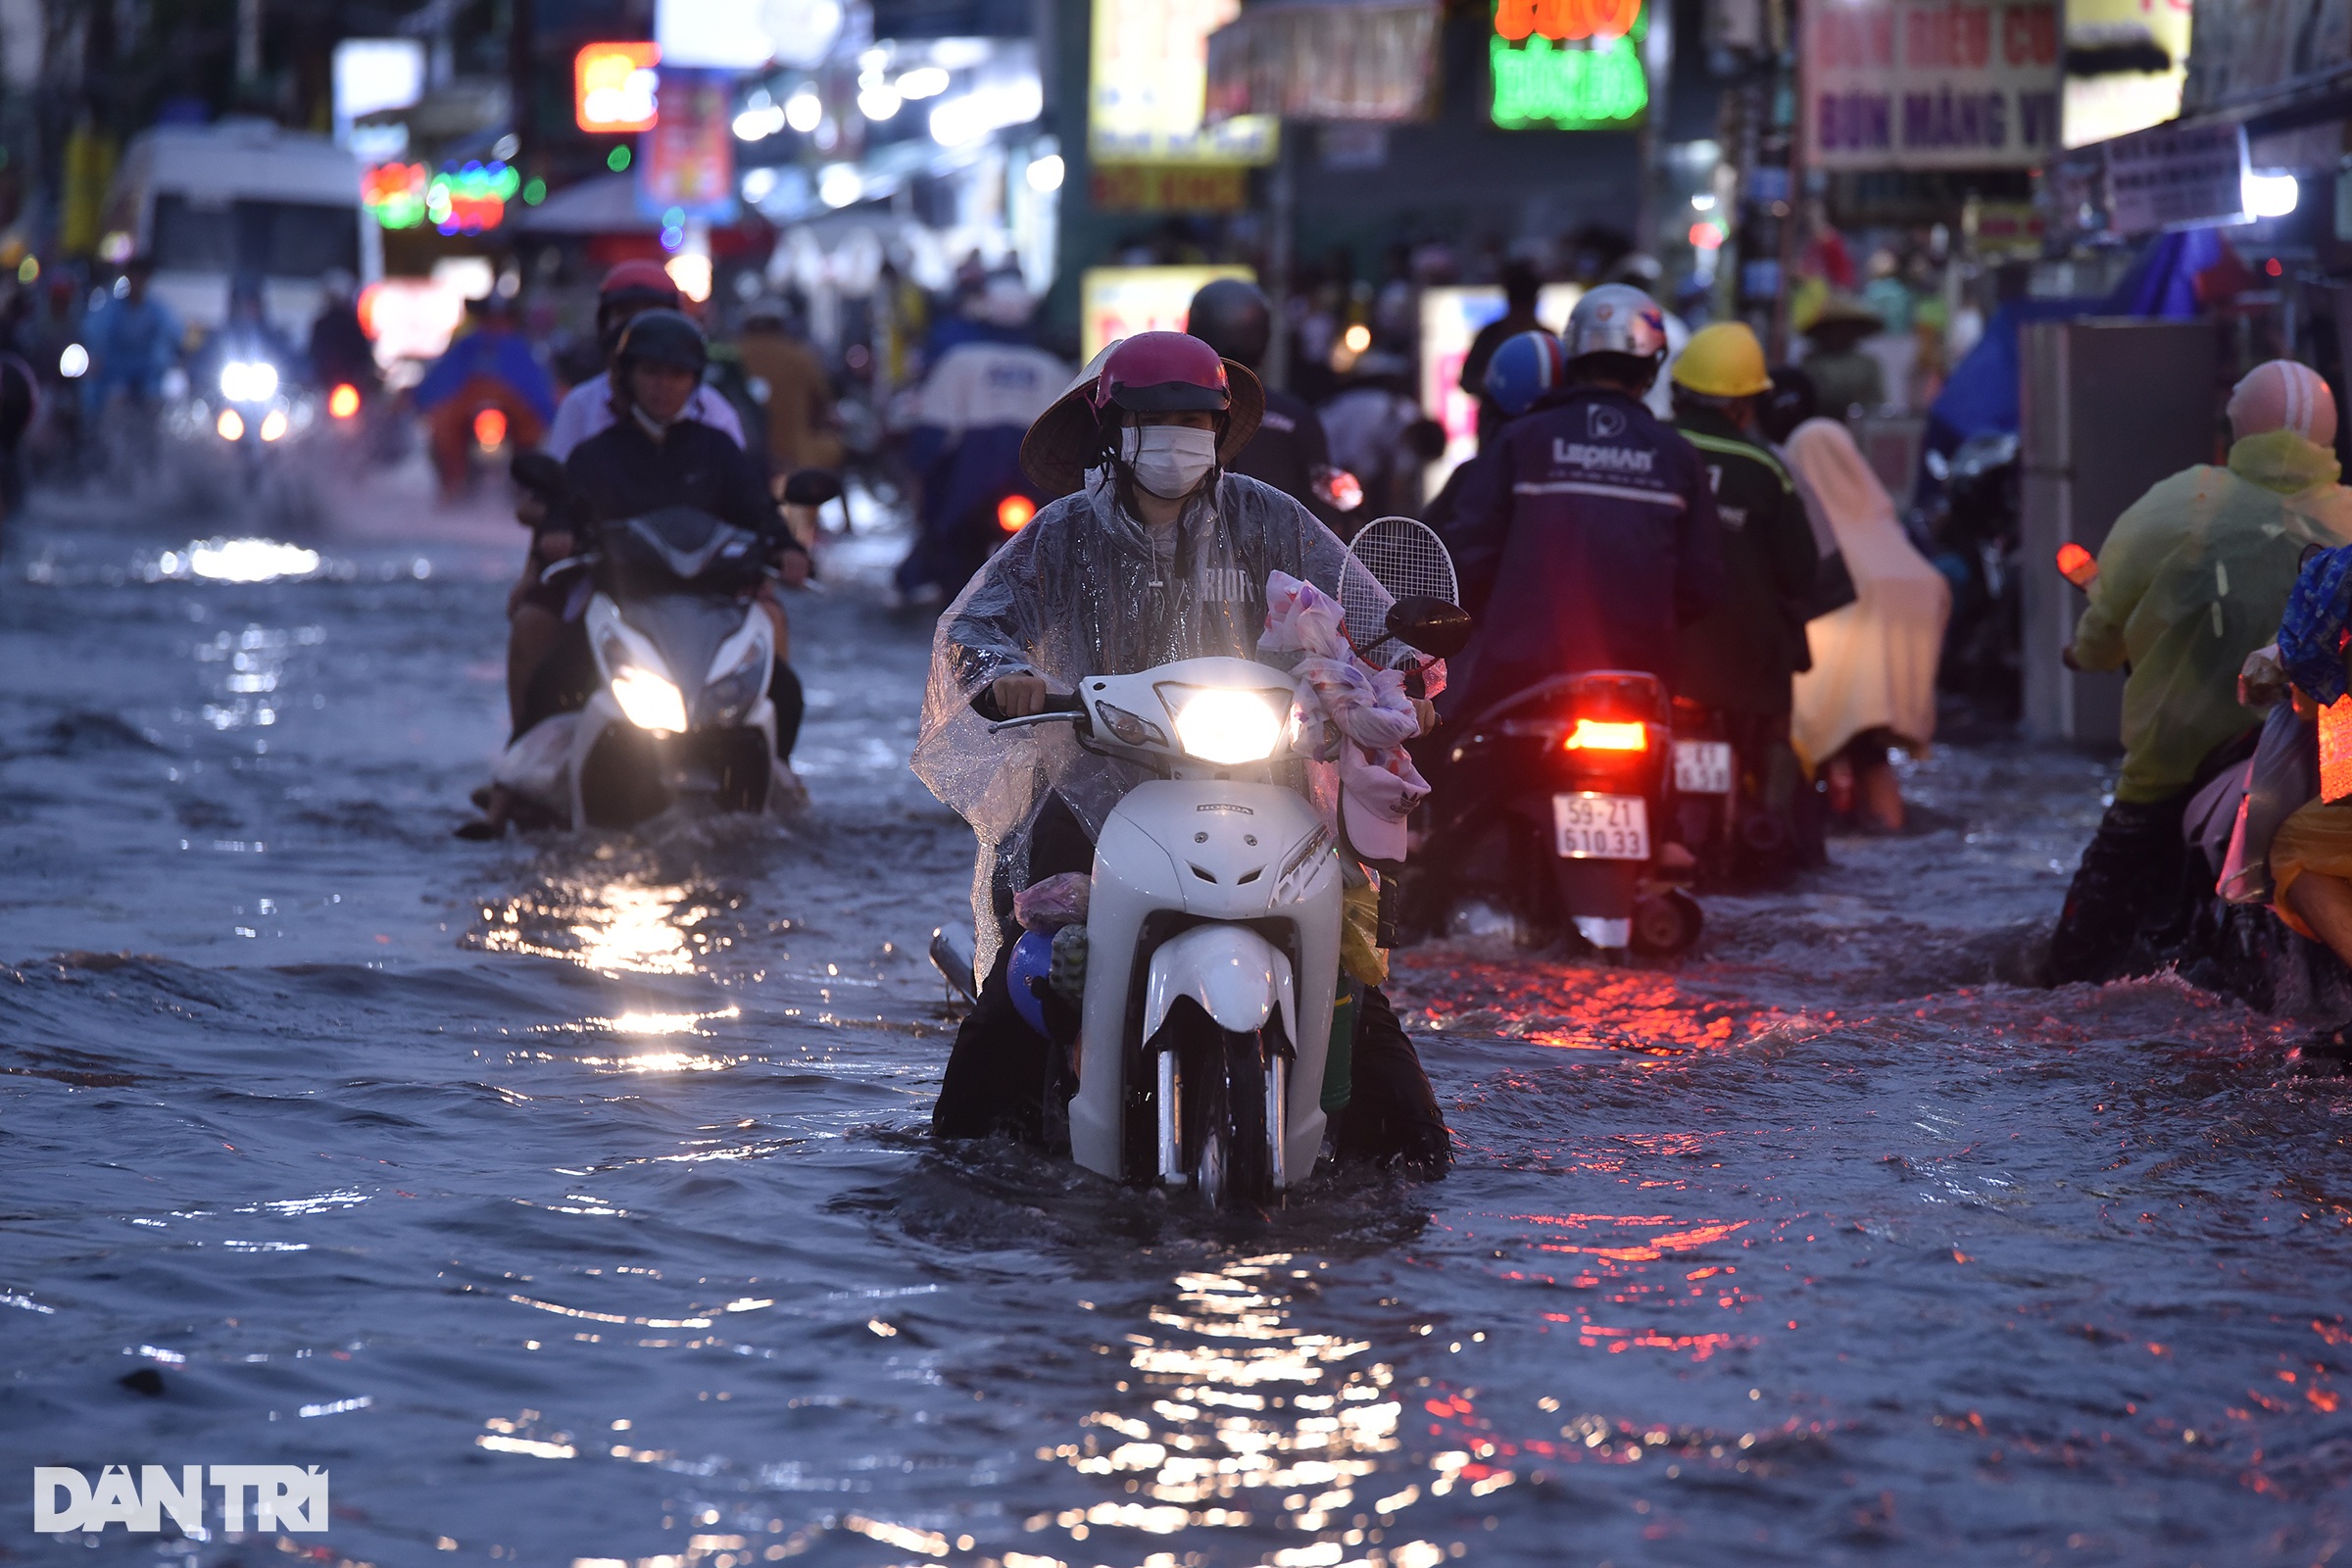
[2074,430,2352,802]
[1671,407,1823,715]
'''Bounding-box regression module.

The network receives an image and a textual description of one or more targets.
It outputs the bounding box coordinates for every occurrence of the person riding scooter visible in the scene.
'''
[2048,359,2352,983]
[1440,283,1725,728]
[912,330,1450,1173]
[509,265,752,737]
[893,273,1067,606]
[465,311,809,838]
[1666,321,1824,880]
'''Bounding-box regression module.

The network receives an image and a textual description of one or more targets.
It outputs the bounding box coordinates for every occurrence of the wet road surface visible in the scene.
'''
[2,465,2349,1568]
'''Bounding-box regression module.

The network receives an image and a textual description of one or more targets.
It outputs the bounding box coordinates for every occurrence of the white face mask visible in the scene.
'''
[1118,424,1218,500]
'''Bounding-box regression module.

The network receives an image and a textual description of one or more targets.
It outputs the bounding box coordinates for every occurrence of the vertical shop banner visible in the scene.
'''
[1806,0,2064,170]
[637,70,739,221]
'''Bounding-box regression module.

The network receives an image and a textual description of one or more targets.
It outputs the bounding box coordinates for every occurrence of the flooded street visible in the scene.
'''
[3,466,2350,1568]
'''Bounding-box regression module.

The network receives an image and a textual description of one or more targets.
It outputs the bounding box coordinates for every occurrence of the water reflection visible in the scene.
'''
[473,873,742,976]
[160,537,322,583]
[1392,955,1792,1054]
[1030,1255,1464,1568]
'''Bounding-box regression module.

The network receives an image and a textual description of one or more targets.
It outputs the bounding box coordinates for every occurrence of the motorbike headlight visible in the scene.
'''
[220,361,279,403]
[612,665,687,733]
[1169,687,1286,765]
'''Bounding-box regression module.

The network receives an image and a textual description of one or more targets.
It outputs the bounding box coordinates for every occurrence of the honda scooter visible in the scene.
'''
[1414,669,1702,958]
[491,455,816,831]
[991,598,1466,1210]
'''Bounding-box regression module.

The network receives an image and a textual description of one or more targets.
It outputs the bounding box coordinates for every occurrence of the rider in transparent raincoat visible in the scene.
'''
[911,332,1449,1173]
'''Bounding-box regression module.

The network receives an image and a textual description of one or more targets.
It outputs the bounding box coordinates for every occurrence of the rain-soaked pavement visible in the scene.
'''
[2,456,2349,1568]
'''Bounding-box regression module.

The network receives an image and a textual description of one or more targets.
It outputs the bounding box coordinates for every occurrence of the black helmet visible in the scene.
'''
[1185,278,1272,368]
[613,308,708,375]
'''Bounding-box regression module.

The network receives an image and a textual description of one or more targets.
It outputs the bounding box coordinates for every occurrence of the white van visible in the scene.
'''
[99,119,381,340]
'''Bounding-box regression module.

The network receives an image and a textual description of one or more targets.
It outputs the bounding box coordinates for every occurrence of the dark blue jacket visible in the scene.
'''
[1442,385,1724,720]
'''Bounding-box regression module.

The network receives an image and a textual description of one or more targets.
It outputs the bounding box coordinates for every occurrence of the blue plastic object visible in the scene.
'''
[1007,927,1054,1038]
[1483,328,1568,417]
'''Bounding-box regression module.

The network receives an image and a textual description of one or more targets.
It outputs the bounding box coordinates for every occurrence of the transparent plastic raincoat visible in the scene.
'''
[2072,429,2352,803]
[912,469,1381,968]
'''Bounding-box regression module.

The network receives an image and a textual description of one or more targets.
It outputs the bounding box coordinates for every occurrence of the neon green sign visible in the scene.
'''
[1490,0,1647,130]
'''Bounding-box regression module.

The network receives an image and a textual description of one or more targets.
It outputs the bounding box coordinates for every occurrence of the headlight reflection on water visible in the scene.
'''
[1027,1255,1462,1566]
[155,538,321,583]
[473,875,738,977]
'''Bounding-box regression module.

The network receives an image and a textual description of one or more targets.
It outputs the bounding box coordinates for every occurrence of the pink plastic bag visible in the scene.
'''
[1014,871,1092,933]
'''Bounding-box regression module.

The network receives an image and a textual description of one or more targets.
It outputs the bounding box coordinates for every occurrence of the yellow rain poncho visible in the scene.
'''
[2071,429,2352,803]
[1786,418,1950,766]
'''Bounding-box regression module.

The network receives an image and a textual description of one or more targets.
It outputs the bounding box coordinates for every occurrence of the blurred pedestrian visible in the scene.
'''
[737,300,842,481]
[80,257,179,418]
[1799,297,1886,421]
[1320,348,1443,521]
[1186,277,1345,526]
[1785,416,1948,835]
[306,269,376,395]
[1460,260,1543,449]
[2054,359,2352,982]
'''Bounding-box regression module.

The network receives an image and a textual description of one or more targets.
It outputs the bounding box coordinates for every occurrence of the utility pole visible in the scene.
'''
[236,0,262,89]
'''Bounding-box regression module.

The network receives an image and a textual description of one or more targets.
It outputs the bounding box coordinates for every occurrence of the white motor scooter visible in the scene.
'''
[991,574,1473,1210]
[999,657,1343,1210]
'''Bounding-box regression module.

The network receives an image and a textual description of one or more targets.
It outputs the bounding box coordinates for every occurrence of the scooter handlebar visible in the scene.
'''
[985,689,1088,732]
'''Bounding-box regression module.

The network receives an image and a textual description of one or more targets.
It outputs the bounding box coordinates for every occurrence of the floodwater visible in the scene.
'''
[2,461,2349,1568]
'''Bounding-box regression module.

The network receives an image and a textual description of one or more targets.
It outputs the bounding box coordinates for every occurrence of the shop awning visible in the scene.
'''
[2178,0,2352,137]
[510,173,660,235]
[1203,0,1440,123]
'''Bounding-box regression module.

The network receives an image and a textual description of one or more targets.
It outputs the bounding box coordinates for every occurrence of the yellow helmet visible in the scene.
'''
[1671,321,1772,399]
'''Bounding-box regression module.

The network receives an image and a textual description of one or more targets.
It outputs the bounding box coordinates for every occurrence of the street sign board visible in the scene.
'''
[2104,120,2246,235]
[1804,0,2063,171]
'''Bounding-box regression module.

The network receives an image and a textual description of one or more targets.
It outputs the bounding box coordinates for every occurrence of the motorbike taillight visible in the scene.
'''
[1561,717,1646,753]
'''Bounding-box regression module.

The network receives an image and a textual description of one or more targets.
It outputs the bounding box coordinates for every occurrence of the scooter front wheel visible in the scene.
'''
[1176,1008,1274,1213]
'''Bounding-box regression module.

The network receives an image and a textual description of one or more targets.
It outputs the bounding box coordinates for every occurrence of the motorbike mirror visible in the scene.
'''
[510,450,567,501]
[782,468,844,507]
[1387,596,1473,660]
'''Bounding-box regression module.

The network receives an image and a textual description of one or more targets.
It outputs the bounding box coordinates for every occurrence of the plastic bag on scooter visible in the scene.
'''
[492,711,577,804]
[2220,703,2319,904]
[1013,871,1091,933]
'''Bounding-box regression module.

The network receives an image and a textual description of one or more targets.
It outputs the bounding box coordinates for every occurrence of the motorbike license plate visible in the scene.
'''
[1673,740,1734,795]
[1553,793,1650,859]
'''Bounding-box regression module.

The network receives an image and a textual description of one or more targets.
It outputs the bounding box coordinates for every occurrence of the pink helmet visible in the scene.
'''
[1089,331,1232,416]
[2228,360,2337,445]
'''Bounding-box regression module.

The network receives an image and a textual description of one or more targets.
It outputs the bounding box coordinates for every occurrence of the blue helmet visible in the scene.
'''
[1483,328,1568,418]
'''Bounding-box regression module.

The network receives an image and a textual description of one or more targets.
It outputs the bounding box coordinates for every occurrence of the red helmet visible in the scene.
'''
[600,260,681,310]
[1089,331,1231,416]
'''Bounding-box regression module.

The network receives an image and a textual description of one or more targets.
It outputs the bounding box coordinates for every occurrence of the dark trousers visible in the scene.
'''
[2047,791,2197,985]
[932,948,1450,1175]
[935,794,1451,1175]
[2047,729,2263,986]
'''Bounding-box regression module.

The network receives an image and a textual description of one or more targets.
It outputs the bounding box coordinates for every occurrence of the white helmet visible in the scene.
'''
[1563,283,1668,364]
